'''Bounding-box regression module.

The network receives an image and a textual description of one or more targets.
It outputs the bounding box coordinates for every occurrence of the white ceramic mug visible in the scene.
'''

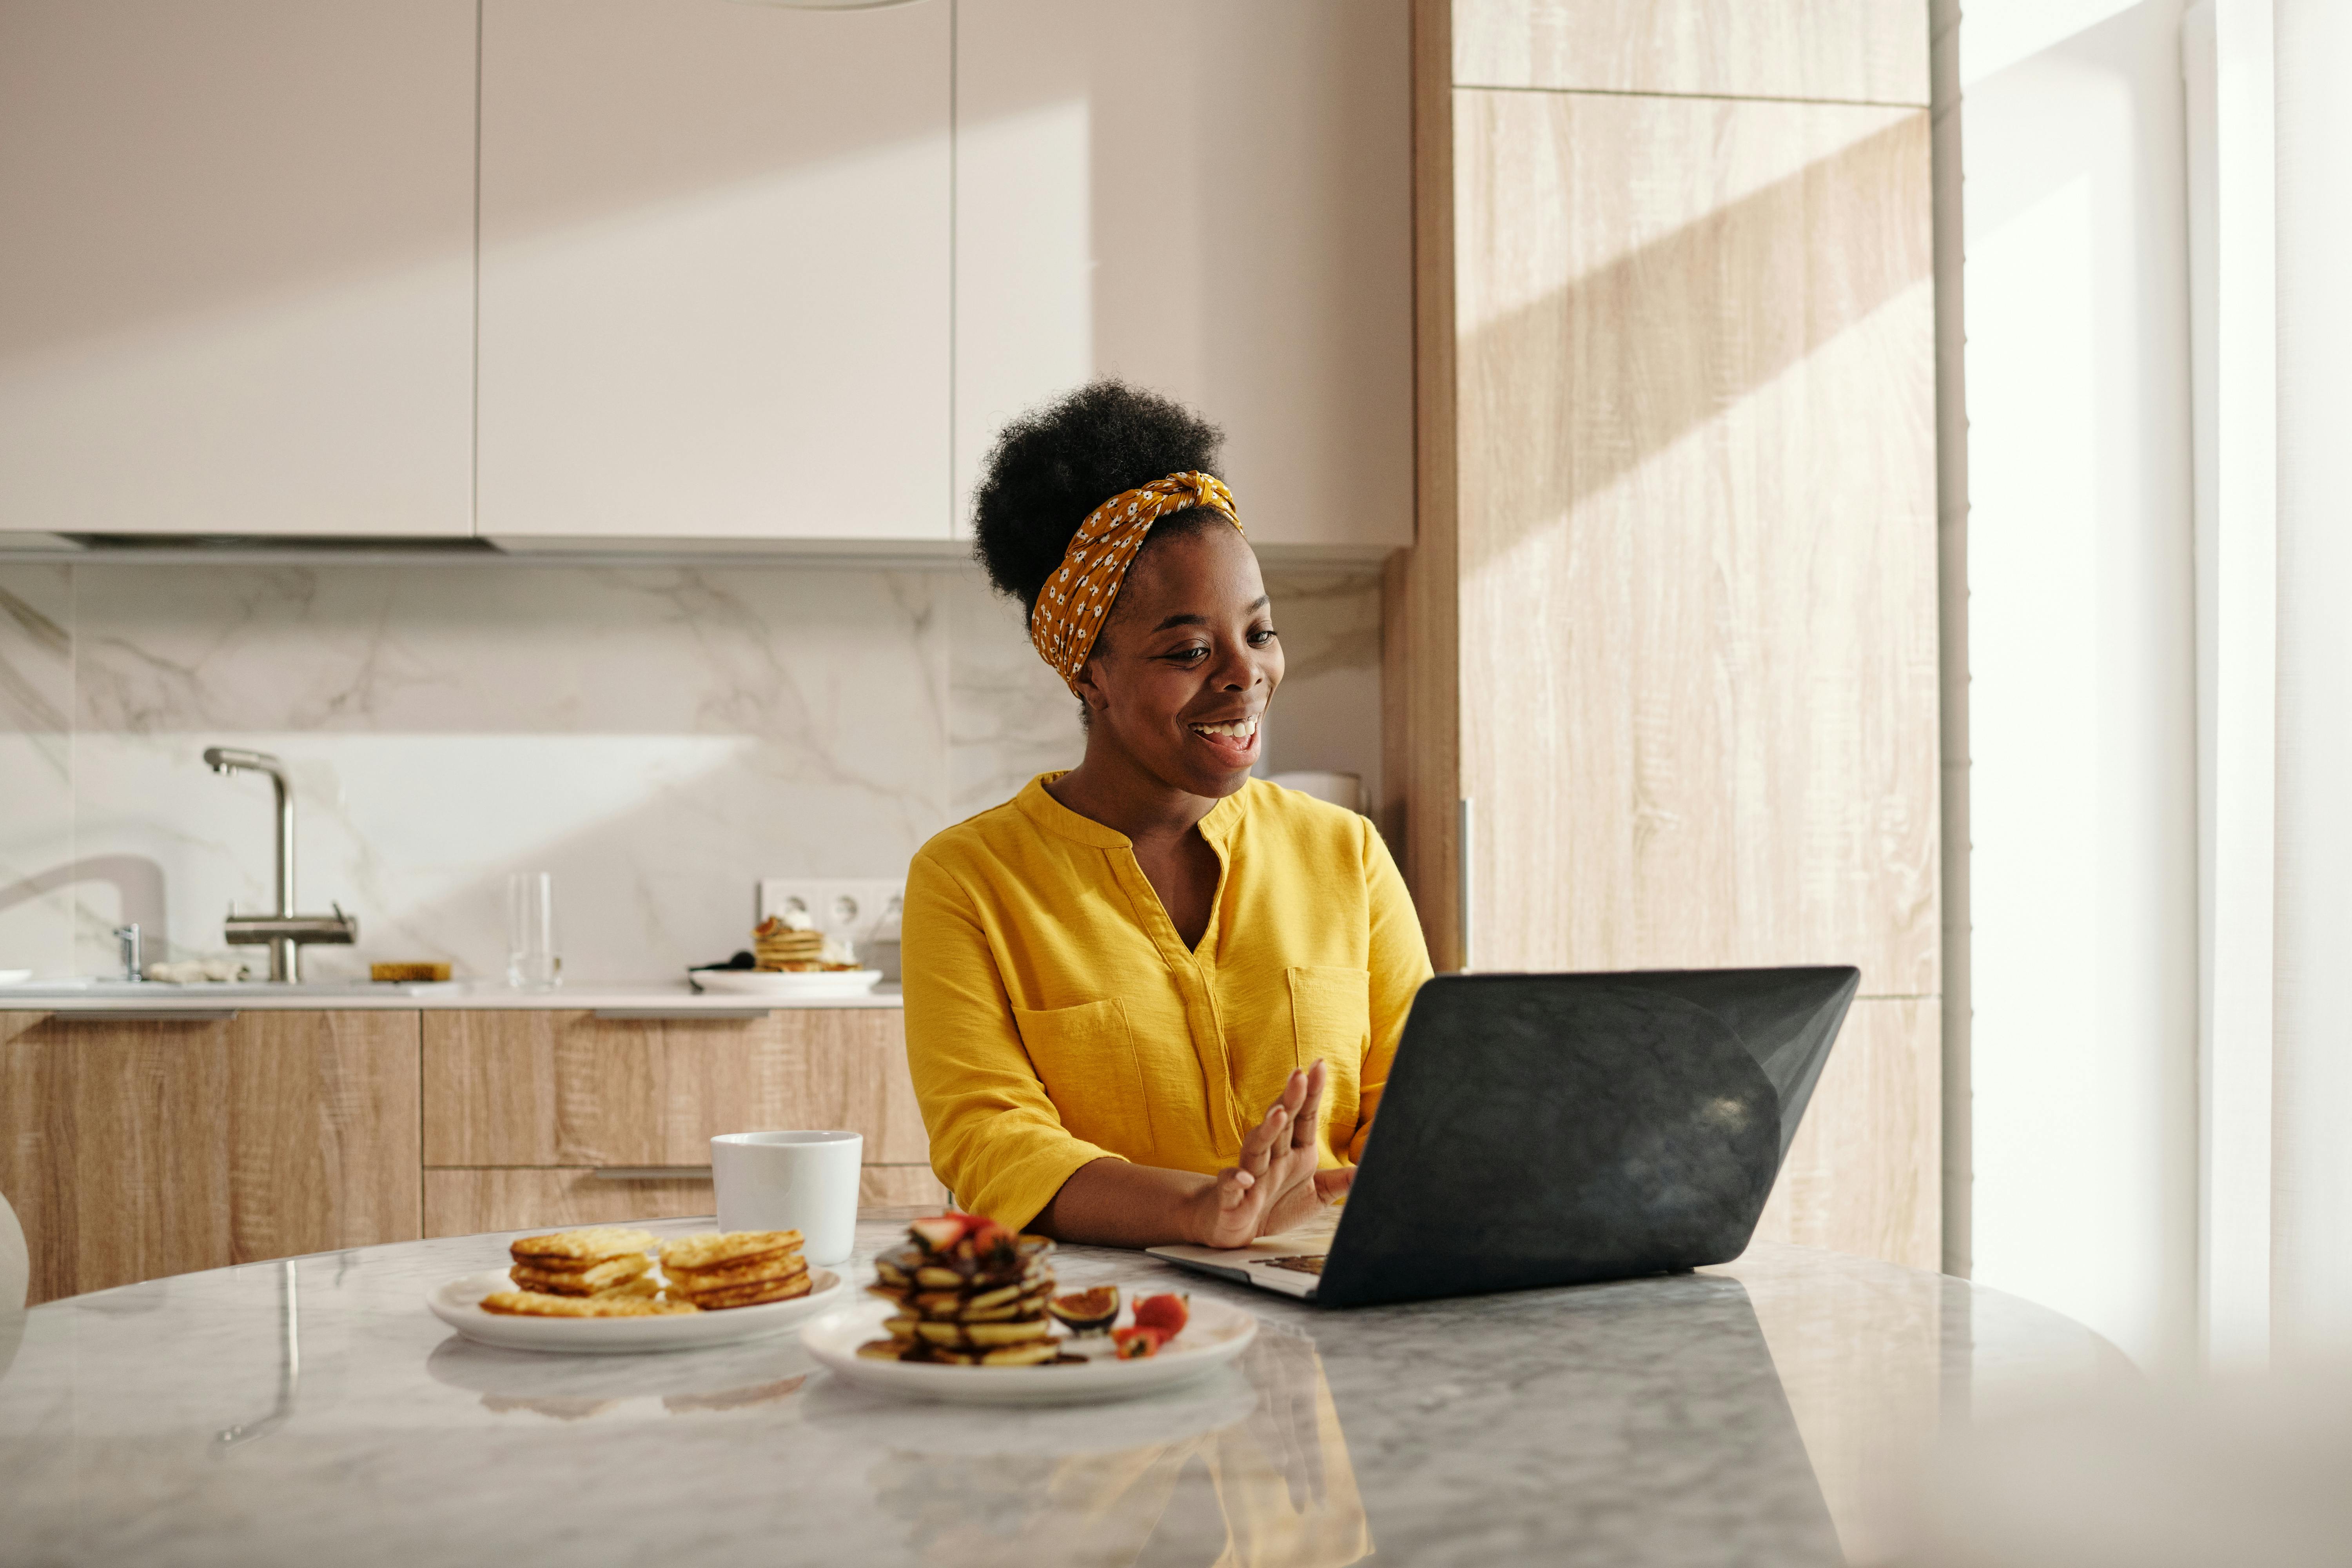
[710,1130,863,1266]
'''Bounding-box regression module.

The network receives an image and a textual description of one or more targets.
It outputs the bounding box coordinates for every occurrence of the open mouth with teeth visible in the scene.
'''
[1186,715,1261,766]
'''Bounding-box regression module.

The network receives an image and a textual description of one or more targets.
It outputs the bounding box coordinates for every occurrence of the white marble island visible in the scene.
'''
[0,1217,2126,1567]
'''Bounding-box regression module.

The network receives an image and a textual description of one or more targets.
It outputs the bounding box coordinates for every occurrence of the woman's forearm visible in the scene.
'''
[1031,1157,1216,1248]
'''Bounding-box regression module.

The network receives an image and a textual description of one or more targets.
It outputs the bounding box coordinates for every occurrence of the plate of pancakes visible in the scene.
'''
[427,1226,842,1354]
[800,1214,1258,1405]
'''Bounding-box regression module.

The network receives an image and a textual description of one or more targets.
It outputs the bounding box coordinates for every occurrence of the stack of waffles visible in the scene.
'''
[858,1213,1070,1366]
[658,1229,813,1309]
[482,1227,694,1318]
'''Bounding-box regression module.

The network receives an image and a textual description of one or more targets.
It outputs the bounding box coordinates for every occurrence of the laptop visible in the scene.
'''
[1147,966,1858,1307]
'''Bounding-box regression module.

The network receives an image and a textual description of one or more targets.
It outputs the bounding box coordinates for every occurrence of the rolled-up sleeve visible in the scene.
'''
[1348,821,1433,1162]
[899,851,1124,1228]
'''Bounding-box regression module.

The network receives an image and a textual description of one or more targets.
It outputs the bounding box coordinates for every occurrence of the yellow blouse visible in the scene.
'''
[900,774,1434,1228]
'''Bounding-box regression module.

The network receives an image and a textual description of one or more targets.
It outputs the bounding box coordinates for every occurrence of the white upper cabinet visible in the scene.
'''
[477,0,952,545]
[955,0,1416,553]
[0,1,477,538]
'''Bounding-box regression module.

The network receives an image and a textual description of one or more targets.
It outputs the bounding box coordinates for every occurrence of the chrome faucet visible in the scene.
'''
[203,746,358,982]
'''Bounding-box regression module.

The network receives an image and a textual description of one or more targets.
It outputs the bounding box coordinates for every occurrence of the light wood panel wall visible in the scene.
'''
[1401,0,1940,1270]
[0,1010,422,1305]
[1453,90,1938,995]
[1752,998,1939,1268]
[1453,0,1929,103]
[1385,0,1465,967]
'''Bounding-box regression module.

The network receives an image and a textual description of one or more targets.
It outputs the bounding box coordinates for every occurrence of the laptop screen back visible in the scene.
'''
[1316,967,1858,1307]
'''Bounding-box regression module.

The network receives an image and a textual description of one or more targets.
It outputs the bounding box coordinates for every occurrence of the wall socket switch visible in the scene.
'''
[756,878,905,978]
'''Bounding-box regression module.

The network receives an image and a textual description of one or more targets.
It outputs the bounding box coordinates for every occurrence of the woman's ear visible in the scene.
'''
[1071,658,1112,717]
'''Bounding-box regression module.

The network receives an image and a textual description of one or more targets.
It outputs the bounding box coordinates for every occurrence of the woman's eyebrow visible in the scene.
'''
[1151,595,1269,634]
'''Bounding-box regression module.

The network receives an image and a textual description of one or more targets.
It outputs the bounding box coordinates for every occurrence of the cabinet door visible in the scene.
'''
[0,1011,423,1305]
[421,1009,931,1169]
[0,2,476,537]
[478,0,952,544]
[954,0,1415,552]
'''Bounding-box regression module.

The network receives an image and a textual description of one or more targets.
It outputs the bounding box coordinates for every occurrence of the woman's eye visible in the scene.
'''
[1167,646,1209,664]
[1249,628,1279,646]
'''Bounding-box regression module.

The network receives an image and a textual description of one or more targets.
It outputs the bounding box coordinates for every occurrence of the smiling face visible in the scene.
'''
[1071,520,1282,800]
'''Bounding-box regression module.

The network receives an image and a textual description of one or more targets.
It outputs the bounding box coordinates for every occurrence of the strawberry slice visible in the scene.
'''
[1131,1292,1189,1336]
[965,1218,1019,1257]
[1112,1325,1168,1360]
[907,1214,971,1252]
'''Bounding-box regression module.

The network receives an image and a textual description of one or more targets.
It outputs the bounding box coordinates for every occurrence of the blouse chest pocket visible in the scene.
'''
[1011,998,1150,1155]
[1285,966,1371,1074]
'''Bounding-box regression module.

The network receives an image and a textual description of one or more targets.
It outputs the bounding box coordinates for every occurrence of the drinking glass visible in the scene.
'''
[506,871,561,991]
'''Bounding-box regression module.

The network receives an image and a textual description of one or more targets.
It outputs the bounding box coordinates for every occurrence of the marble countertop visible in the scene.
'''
[0,1217,2130,1568]
[0,982,903,1012]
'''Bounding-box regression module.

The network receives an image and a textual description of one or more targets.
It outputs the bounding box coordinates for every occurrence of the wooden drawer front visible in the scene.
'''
[2,1011,423,1305]
[421,1009,929,1167]
[423,1163,948,1240]
[424,1167,714,1238]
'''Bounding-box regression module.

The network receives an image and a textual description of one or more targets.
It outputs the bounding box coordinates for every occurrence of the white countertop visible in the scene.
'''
[0,981,902,1012]
[0,1219,2131,1566]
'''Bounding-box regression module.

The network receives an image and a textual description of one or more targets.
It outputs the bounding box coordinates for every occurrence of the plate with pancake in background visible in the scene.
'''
[689,911,882,999]
[427,1226,843,1354]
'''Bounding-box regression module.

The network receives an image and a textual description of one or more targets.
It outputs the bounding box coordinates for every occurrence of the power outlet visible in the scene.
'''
[756,878,906,979]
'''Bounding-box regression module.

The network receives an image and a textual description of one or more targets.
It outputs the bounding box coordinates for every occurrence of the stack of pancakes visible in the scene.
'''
[483,1226,694,1317]
[659,1229,812,1309]
[753,915,833,971]
[860,1215,1066,1366]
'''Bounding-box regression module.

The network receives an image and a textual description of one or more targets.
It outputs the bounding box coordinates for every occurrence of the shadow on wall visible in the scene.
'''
[1459,113,1933,569]
[0,856,169,959]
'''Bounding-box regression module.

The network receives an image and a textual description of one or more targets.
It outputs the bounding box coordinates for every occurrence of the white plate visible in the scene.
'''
[690,969,882,999]
[427,1267,842,1355]
[0,970,30,986]
[801,1296,1258,1405]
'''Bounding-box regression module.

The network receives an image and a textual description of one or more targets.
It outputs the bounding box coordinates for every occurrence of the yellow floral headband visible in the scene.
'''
[1029,471,1243,694]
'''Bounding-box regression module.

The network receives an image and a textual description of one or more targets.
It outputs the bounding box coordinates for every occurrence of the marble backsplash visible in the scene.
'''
[0,559,1381,984]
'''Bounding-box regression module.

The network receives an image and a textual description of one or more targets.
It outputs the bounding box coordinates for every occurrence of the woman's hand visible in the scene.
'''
[1188,1060,1356,1249]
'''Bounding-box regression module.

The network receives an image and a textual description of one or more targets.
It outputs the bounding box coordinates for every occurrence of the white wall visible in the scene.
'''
[2270,0,2352,1363]
[1955,0,2202,1369]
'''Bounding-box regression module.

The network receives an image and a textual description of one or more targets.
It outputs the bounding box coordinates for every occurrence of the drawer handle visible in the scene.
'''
[591,1008,772,1022]
[591,1166,715,1181]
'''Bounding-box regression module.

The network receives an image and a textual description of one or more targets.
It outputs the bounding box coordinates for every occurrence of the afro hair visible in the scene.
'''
[969,380,1227,626]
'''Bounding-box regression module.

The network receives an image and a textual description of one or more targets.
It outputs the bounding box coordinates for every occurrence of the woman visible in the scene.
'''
[902,382,1432,1248]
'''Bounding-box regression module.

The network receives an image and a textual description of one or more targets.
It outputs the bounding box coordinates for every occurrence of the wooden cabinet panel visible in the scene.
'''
[423,1163,947,1239]
[954,0,1414,551]
[422,1011,660,1167]
[0,1,475,536]
[860,1165,950,1210]
[1751,998,1940,1270]
[789,1011,931,1168]
[0,1011,421,1305]
[422,1010,929,1169]
[228,1011,425,1266]
[1452,89,1938,998]
[477,0,950,542]
[424,1168,714,1239]
[1451,0,1929,105]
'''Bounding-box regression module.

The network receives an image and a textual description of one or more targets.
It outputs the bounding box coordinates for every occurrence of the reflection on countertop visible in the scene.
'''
[0,1218,2128,1567]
